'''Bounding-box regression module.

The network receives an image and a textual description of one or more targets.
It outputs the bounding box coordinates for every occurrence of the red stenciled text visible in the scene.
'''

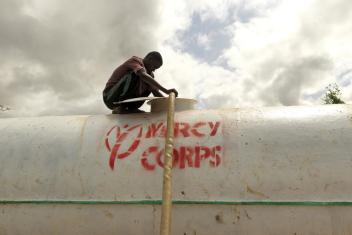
[141,145,222,171]
[105,121,222,170]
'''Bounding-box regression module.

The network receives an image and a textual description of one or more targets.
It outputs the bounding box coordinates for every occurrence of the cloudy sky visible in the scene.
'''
[0,0,351,117]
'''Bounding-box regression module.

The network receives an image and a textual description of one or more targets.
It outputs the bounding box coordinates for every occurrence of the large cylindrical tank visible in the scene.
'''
[0,105,352,235]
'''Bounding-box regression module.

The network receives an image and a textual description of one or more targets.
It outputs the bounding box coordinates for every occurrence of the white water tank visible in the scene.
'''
[0,104,352,235]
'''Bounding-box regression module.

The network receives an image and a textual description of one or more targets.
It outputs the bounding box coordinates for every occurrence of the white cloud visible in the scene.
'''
[155,0,352,109]
[0,0,162,117]
[196,34,211,50]
[1,0,352,118]
[223,0,352,106]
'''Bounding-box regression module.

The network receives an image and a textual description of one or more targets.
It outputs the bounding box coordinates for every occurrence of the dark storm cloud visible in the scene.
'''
[260,56,333,106]
[0,0,161,116]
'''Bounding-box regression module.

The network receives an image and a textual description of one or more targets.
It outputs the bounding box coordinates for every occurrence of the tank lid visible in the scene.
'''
[148,98,197,112]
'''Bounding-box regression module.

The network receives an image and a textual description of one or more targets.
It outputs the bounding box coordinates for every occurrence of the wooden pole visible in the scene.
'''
[160,93,176,235]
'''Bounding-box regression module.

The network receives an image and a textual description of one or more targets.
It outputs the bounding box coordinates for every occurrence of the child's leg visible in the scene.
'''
[103,73,133,109]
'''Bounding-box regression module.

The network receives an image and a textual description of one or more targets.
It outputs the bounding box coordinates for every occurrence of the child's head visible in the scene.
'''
[143,51,163,73]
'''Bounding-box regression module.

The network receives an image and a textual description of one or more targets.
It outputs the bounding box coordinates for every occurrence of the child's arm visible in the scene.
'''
[152,89,164,97]
[136,69,178,97]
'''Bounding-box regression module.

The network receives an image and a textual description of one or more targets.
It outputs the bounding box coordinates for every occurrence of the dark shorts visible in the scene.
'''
[103,72,150,110]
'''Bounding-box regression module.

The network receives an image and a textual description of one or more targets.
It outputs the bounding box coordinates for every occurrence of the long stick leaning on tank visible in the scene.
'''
[160,92,176,235]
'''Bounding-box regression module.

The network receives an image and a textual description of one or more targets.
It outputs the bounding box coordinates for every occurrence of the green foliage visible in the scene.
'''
[322,83,345,104]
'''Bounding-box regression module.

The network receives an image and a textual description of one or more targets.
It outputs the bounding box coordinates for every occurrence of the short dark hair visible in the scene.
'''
[145,51,163,66]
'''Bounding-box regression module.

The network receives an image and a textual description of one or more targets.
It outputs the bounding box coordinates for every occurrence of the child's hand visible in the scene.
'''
[167,89,178,97]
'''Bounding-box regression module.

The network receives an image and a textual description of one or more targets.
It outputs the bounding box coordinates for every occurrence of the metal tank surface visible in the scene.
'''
[0,104,352,235]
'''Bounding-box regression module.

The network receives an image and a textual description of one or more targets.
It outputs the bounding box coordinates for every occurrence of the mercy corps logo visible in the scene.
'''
[104,121,223,171]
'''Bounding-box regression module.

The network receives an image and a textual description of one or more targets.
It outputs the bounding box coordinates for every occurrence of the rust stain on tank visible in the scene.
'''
[78,116,89,148]
[247,185,269,199]
[215,212,224,224]
[244,209,252,220]
[103,210,114,219]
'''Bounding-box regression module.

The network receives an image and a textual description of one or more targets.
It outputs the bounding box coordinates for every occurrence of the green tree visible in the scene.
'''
[322,83,345,104]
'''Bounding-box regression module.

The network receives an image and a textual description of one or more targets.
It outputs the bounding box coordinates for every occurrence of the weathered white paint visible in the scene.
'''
[0,104,352,234]
[2,205,352,235]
